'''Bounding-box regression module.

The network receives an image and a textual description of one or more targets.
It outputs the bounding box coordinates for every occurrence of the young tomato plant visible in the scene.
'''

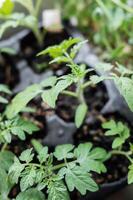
[9,140,107,199]
[102,119,133,184]
[5,38,99,128]
[0,86,39,199]
[0,0,44,45]
[6,39,133,128]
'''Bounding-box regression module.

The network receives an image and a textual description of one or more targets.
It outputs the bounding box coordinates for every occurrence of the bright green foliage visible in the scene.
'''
[93,62,133,112]
[38,38,81,58]
[114,77,133,111]
[0,150,15,199]
[0,84,11,104]
[74,143,107,173]
[8,39,94,128]
[128,164,133,184]
[9,141,107,199]
[48,181,70,200]
[102,120,130,149]
[75,103,87,128]
[16,188,45,200]
[54,144,74,160]
[6,84,42,118]
[0,0,14,15]
[0,116,39,144]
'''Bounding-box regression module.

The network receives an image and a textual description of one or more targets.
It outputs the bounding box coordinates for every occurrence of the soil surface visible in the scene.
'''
[56,81,108,122]
[0,54,19,88]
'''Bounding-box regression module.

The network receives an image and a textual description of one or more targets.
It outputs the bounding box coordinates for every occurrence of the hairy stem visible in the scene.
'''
[1,143,7,152]
[25,160,77,172]
[35,0,44,18]
[32,25,43,46]
[110,150,133,163]
[82,81,92,89]
[76,79,85,104]
[61,90,78,98]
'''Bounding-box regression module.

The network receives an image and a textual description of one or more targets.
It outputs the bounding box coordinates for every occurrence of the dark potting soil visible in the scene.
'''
[56,82,108,122]
[0,54,19,88]
[74,112,132,185]
[20,29,69,74]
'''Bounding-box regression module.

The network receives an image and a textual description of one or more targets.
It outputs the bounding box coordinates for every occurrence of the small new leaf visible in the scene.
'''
[75,103,87,128]
[54,144,74,161]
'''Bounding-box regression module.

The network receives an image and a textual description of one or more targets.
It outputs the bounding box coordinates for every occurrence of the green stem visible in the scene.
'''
[35,0,44,18]
[76,79,85,104]
[61,90,78,98]
[111,0,133,13]
[82,81,92,89]
[110,150,133,163]
[32,25,43,46]
[25,160,76,171]
[1,143,7,152]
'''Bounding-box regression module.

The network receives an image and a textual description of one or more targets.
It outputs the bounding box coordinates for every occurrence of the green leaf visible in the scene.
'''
[38,38,81,57]
[42,76,73,108]
[40,76,57,87]
[6,84,42,118]
[0,96,8,104]
[114,77,133,111]
[0,116,39,143]
[90,75,108,84]
[20,167,36,191]
[41,88,57,108]
[75,103,87,128]
[65,166,98,194]
[74,143,107,173]
[0,151,15,199]
[96,62,114,72]
[9,157,25,183]
[37,147,49,164]
[19,149,34,163]
[102,120,130,149]
[0,167,14,199]
[0,47,17,55]
[0,0,14,15]
[54,144,74,161]
[128,164,133,184]
[0,84,11,94]
[0,84,11,104]
[112,137,125,149]
[0,20,19,38]
[74,143,93,163]
[16,188,45,200]
[0,150,14,171]
[48,181,70,200]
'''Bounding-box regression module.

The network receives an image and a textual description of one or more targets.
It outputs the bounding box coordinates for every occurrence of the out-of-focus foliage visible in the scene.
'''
[57,0,133,67]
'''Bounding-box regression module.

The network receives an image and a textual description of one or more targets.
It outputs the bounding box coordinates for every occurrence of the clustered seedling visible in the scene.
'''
[9,140,107,199]
[102,119,133,184]
[0,85,39,199]
[6,38,133,128]
[0,0,44,45]
[1,38,133,199]
[58,0,133,65]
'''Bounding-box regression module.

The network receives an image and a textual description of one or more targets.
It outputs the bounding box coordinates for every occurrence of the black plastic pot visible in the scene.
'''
[1,25,133,199]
